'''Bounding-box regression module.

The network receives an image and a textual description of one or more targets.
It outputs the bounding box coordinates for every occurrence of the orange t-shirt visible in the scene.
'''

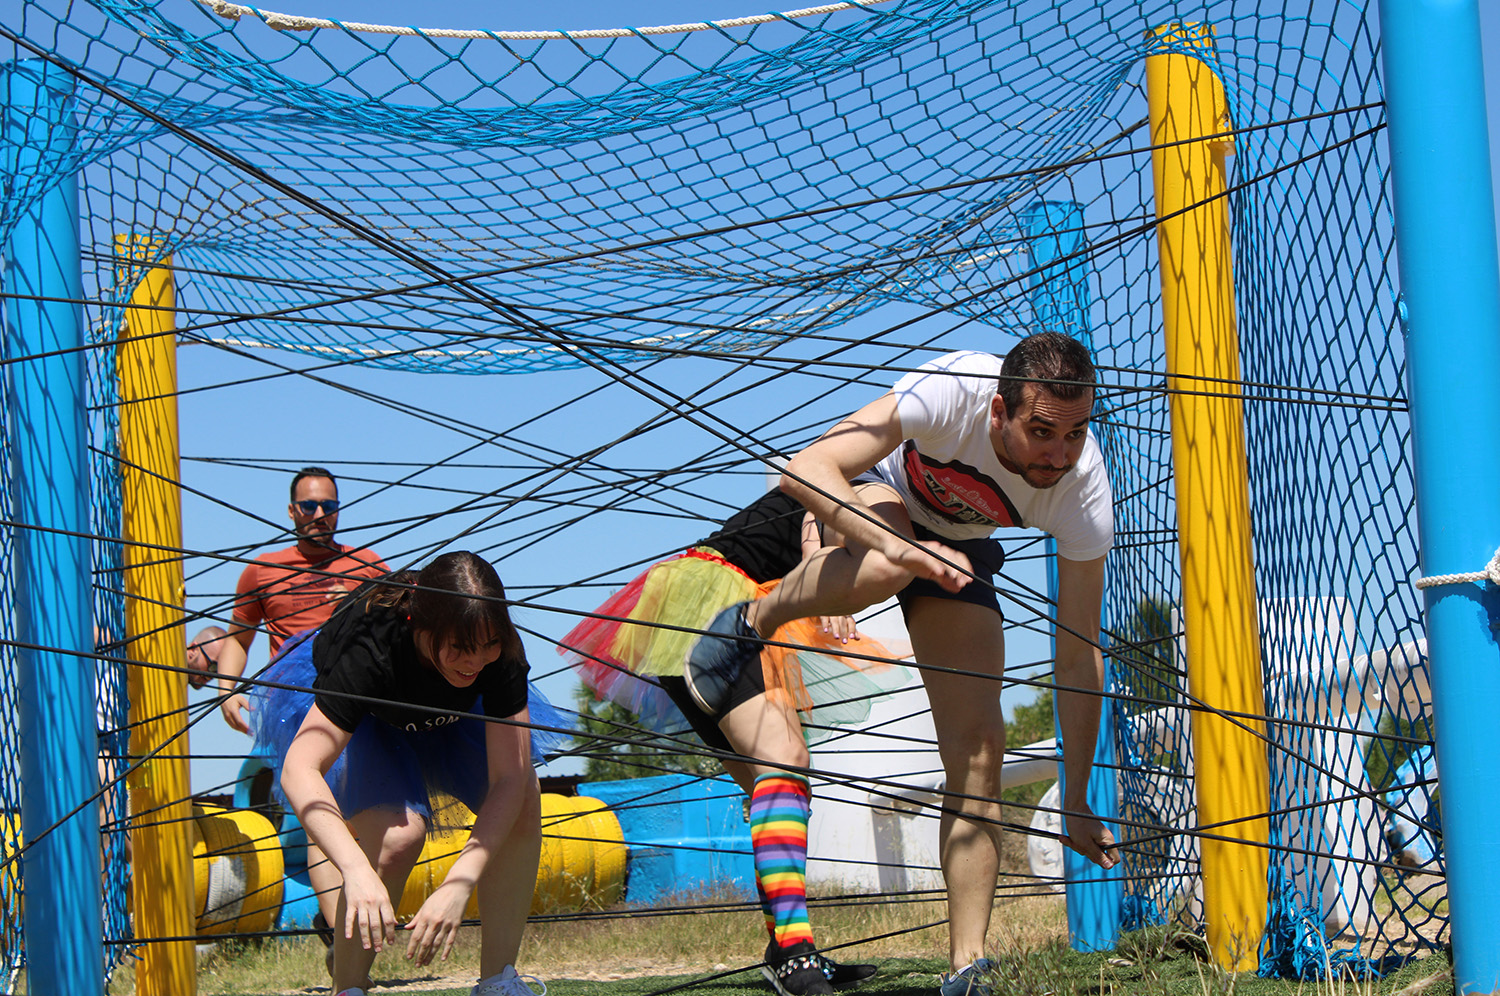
[232,543,391,656]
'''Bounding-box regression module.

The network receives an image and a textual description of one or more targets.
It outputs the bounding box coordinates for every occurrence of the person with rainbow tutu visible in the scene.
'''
[254,551,568,996]
[683,334,1121,996]
[562,489,906,996]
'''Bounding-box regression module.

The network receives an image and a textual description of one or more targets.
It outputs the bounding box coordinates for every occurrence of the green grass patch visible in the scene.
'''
[83,892,1453,996]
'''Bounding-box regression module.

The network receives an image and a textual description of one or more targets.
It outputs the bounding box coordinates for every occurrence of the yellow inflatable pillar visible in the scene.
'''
[1145,24,1269,970]
[115,237,196,995]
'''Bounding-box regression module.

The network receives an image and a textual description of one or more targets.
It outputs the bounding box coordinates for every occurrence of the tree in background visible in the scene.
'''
[1112,595,1181,715]
[572,686,725,782]
[1364,709,1435,793]
[1003,684,1056,807]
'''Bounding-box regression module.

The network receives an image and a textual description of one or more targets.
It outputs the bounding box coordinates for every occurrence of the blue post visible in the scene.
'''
[1378,2,1500,991]
[1,59,103,993]
[1021,200,1122,951]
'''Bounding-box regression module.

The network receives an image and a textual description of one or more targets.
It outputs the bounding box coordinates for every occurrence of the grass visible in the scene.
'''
[79,889,1455,996]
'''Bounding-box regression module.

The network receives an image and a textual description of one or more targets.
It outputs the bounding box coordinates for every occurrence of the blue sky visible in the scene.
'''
[162,0,1500,794]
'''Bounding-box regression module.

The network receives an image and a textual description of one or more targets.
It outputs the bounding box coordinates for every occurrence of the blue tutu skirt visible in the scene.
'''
[250,630,572,826]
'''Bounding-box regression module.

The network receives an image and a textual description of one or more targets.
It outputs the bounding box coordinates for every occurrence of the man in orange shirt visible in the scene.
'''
[214,467,390,734]
[210,467,389,974]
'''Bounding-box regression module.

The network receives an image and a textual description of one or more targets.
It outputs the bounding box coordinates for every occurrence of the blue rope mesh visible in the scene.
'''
[0,308,19,982]
[0,0,1441,979]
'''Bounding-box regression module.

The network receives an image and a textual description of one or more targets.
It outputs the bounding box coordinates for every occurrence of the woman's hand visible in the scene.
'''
[403,879,473,965]
[817,615,860,644]
[342,865,398,953]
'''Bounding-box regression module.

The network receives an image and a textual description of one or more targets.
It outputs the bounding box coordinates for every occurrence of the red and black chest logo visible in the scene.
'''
[901,441,1021,528]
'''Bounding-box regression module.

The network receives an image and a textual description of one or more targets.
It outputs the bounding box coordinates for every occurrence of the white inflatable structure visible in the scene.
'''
[812,589,1434,936]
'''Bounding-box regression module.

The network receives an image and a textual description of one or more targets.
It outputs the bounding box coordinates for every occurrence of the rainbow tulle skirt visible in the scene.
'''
[558,548,906,741]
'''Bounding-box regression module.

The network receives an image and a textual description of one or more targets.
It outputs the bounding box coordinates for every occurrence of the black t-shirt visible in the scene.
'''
[698,489,805,584]
[311,599,530,734]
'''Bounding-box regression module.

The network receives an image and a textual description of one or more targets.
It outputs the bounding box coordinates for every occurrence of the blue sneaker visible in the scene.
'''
[939,959,995,996]
[683,601,759,715]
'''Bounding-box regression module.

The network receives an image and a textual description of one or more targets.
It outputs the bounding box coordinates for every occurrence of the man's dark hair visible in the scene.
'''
[996,332,1096,415]
[289,466,338,501]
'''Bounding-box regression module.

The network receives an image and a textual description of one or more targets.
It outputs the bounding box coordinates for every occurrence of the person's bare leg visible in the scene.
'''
[747,483,915,636]
[306,842,344,934]
[477,777,543,977]
[908,598,1007,973]
[718,691,811,780]
[719,691,820,961]
[718,757,757,794]
[331,807,426,993]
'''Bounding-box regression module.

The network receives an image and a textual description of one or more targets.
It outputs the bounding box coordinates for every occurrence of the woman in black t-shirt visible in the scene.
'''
[253,551,560,996]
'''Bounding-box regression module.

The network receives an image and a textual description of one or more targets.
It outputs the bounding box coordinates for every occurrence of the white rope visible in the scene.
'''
[198,0,891,39]
[1414,546,1500,589]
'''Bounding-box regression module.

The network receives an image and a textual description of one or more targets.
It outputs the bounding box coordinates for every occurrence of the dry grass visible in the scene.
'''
[514,890,1068,981]
[92,887,1068,995]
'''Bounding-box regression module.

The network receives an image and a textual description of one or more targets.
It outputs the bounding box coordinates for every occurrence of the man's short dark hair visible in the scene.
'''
[996,332,1096,415]
[289,466,338,501]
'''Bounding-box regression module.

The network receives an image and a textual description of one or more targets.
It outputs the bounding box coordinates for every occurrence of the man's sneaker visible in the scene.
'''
[939,958,996,996]
[763,939,876,990]
[472,965,548,996]
[683,602,759,715]
[762,940,836,996]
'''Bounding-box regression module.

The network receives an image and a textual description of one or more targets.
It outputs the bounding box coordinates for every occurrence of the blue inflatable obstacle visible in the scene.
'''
[213,758,748,931]
[580,773,754,906]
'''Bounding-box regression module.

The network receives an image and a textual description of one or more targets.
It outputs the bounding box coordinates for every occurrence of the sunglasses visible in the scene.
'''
[187,644,219,688]
[293,499,341,516]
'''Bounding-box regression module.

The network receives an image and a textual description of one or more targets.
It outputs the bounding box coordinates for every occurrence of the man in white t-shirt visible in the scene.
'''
[686,332,1119,996]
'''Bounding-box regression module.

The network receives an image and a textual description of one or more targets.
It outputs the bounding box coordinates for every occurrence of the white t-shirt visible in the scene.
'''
[865,350,1114,561]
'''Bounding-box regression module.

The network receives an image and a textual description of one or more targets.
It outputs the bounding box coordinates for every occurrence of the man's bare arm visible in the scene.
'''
[1053,553,1118,868]
[781,393,902,542]
[781,393,968,590]
[216,621,256,734]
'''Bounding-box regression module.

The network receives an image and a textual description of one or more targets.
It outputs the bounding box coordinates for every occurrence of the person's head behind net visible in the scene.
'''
[996,331,1095,415]
[288,465,343,545]
[372,551,522,659]
[289,465,338,502]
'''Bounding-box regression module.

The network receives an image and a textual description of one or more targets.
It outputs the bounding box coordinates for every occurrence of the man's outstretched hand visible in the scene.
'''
[1060,804,1120,869]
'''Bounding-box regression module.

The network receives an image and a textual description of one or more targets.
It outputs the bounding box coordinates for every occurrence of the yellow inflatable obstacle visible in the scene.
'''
[186,794,624,932]
[192,804,285,936]
[398,794,626,919]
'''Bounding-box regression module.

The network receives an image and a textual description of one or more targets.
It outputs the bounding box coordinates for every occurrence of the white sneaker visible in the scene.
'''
[472,964,547,996]
[334,990,368,996]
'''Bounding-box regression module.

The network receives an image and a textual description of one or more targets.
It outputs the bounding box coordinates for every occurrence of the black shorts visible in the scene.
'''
[657,671,766,756]
[697,489,805,584]
[895,524,1006,621]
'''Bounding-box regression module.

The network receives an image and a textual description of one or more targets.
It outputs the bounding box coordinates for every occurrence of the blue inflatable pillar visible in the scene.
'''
[1021,200,1122,951]
[1379,1,1500,991]
[1,59,103,993]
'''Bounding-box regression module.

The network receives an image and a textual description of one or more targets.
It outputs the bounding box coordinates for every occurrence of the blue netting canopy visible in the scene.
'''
[0,0,1440,984]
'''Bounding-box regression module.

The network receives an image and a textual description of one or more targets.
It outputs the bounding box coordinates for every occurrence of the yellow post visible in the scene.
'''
[1145,24,1269,970]
[115,236,197,995]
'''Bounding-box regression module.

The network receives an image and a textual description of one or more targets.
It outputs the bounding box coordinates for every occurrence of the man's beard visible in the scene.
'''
[1022,464,1071,489]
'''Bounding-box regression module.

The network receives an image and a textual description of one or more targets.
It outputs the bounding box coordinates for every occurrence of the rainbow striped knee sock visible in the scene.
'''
[750,771,814,949]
